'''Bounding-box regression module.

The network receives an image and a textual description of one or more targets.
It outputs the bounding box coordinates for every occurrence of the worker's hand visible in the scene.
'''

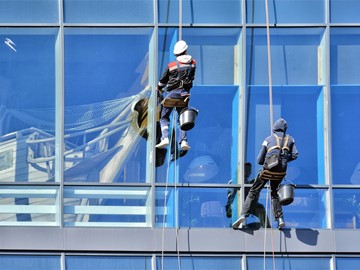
[156,86,164,94]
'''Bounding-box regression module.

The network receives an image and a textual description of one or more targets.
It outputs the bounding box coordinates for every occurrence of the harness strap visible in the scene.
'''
[266,134,289,153]
[259,169,286,181]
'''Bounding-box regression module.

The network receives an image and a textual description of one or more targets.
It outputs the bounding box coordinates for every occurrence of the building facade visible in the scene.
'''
[0,0,359,269]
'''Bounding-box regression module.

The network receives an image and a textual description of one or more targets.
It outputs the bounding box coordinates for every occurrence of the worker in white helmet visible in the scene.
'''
[155,40,196,151]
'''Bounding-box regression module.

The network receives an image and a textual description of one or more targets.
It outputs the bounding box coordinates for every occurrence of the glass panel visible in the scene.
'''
[270,188,327,229]
[245,86,324,185]
[331,86,360,185]
[333,189,360,229]
[0,28,57,183]
[246,0,324,24]
[155,187,231,228]
[336,257,360,270]
[66,256,152,270]
[156,256,242,270]
[64,28,152,183]
[158,0,241,24]
[330,0,360,23]
[64,0,153,23]
[0,0,58,23]
[331,28,360,85]
[158,28,241,85]
[155,86,238,184]
[0,186,59,226]
[64,186,151,227]
[0,255,60,270]
[247,28,324,86]
[247,256,330,270]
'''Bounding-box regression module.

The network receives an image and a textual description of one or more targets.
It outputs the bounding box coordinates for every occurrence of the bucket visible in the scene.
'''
[179,107,198,131]
[278,184,296,206]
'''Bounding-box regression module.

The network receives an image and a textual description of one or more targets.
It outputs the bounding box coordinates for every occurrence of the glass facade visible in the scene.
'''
[0,0,359,269]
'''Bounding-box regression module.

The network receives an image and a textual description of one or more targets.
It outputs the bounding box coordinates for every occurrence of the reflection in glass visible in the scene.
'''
[64,28,151,183]
[259,188,327,228]
[64,186,151,227]
[333,189,360,229]
[331,87,360,185]
[245,86,324,185]
[0,28,57,183]
[247,256,330,270]
[155,187,231,228]
[0,186,59,226]
[246,28,324,86]
[330,0,360,23]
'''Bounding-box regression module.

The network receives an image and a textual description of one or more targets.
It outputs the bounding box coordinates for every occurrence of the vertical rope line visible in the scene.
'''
[172,111,181,270]
[265,0,274,130]
[179,0,183,40]
[263,185,270,270]
[161,113,177,270]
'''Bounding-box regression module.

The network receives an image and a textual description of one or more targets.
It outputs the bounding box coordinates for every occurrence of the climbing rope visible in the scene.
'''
[161,112,181,270]
[264,0,277,268]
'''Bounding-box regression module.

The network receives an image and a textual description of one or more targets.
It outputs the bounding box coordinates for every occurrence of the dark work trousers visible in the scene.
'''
[159,89,188,142]
[241,171,283,221]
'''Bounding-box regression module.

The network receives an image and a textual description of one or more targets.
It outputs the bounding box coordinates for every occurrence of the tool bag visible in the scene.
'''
[264,134,289,171]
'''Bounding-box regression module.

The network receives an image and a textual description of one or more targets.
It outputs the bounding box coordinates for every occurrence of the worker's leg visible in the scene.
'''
[159,106,173,140]
[254,202,271,228]
[270,180,284,220]
[241,174,268,216]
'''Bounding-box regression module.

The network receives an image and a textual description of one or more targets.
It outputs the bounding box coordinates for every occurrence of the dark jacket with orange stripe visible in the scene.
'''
[157,55,196,92]
[257,118,299,170]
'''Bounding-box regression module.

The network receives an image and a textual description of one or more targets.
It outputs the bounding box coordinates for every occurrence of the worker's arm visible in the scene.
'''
[289,139,299,161]
[257,142,267,165]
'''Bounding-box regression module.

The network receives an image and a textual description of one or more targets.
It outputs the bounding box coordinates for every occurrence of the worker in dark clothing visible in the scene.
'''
[232,118,299,229]
[155,40,196,151]
[225,162,270,228]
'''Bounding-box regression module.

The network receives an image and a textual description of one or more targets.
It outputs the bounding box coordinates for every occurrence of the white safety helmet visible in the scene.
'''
[173,40,188,55]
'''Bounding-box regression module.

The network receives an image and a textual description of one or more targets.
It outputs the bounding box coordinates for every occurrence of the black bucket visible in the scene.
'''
[278,184,296,206]
[179,107,198,131]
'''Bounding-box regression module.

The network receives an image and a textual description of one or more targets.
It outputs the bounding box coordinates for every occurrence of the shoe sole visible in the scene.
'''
[156,142,169,149]
[181,145,190,151]
[232,216,246,229]
[278,222,285,229]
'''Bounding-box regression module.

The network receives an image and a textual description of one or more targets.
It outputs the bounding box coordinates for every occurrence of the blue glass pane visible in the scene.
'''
[331,86,360,185]
[0,255,60,270]
[0,0,58,23]
[156,256,242,270]
[155,187,232,228]
[330,0,360,23]
[66,256,151,270]
[247,28,324,86]
[263,188,327,229]
[247,257,330,270]
[156,86,238,184]
[333,189,360,229]
[246,86,324,185]
[0,28,57,183]
[64,0,153,23]
[246,0,324,24]
[158,28,241,85]
[64,28,152,183]
[158,0,241,24]
[0,186,59,226]
[64,186,151,227]
[330,28,360,85]
[336,257,360,270]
